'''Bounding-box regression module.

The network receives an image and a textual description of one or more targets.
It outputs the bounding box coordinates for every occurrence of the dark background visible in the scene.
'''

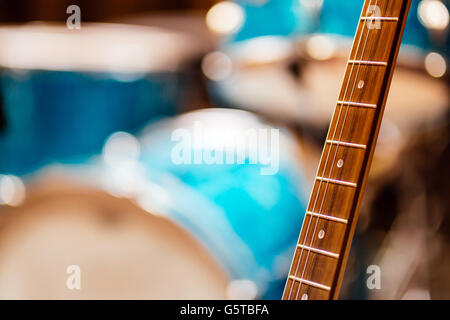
[0,0,214,22]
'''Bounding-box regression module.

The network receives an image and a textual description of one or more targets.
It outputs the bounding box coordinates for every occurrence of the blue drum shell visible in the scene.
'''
[0,23,203,176]
[0,69,189,176]
[127,109,309,299]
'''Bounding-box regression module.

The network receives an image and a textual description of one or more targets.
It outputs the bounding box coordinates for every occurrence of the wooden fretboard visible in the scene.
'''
[283,0,412,300]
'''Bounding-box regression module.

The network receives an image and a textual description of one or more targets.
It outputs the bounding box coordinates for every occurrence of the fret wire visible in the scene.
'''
[348,60,388,66]
[360,17,399,21]
[337,101,377,109]
[326,140,367,150]
[288,276,331,292]
[316,177,358,188]
[297,244,340,259]
[306,211,349,224]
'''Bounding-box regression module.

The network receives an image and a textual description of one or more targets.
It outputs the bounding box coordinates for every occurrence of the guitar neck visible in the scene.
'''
[283,0,412,300]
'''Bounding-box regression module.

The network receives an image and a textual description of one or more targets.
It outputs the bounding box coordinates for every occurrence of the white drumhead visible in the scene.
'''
[0,176,228,299]
[0,23,204,73]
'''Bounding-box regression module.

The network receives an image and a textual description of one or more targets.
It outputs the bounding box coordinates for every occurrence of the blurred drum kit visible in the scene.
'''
[0,22,309,299]
[204,0,449,299]
[0,0,448,299]
[207,0,449,178]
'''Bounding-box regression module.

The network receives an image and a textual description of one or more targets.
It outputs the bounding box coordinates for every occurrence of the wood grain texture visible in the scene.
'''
[283,0,412,300]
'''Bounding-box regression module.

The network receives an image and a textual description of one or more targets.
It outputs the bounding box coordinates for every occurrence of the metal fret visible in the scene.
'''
[326,140,367,150]
[337,101,377,109]
[289,276,331,292]
[306,211,349,224]
[297,244,340,259]
[316,177,358,188]
[360,16,399,22]
[348,60,388,66]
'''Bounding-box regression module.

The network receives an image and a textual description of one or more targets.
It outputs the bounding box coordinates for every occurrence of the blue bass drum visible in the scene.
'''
[0,109,309,300]
[106,108,309,299]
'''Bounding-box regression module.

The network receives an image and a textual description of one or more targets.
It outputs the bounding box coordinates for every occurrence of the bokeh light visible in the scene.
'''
[226,279,258,300]
[202,51,233,81]
[0,175,26,207]
[102,131,140,169]
[306,34,336,60]
[425,52,447,78]
[206,1,245,35]
[418,0,449,31]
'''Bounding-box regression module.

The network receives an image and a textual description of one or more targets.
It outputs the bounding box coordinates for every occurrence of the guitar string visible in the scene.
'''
[288,0,378,299]
[294,0,380,300]
[286,0,373,298]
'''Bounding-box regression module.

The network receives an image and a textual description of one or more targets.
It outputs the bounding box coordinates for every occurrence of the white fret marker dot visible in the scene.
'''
[337,159,344,168]
[318,229,325,239]
[358,80,365,89]
[301,294,309,300]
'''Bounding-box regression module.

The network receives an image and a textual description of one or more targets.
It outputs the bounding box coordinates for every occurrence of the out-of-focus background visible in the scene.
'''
[0,0,448,300]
